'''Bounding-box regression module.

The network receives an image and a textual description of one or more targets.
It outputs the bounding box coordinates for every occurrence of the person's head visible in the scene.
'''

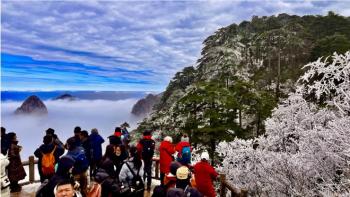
[54,179,75,197]
[66,137,77,151]
[103,144,115,159]
[56,156,75,175]
[91,128,98,134]
[164,136,173,143]
[1,127,6,136]
[114,144,124,157]
[170,161,182,175]
[200,151,210,162]
[46,128,55,135]
[143,130,152,136]
[129,146,142,169]
[7,132,17,142]
[80,130,89,140]
[176,166,191,189]
[73,126,81,137]
[114,127,122,137]
[43,135,53,145]
[181,134,189,143]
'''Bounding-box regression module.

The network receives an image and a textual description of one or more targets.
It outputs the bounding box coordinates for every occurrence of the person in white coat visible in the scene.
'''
[1,153,10,197]
[119,146,144,188]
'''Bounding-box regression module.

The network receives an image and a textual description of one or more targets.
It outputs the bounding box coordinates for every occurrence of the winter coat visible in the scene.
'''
[112,152,128,176]
[66,146,89,174]
[100,157,117,179]
[1,134,10,155]
[136,135,155,160]
[167,186,202,197]
[89,133,105,162]
[164,173,177,191]
[34,143,65,180]
[81,138,93,164]
[175,142,191,155]
[193,161,218,197]
[119,158,144,186]
[7,143,26,182]
[159,141,175,174]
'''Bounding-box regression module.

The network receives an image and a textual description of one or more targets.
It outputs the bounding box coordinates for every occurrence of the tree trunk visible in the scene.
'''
[210,138,216,166]
[276,49,281,100]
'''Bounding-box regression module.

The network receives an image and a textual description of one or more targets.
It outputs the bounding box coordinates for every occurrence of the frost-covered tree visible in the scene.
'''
[217,51,350,196]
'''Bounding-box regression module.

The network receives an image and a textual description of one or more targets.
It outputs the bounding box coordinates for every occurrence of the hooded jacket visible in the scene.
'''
[193,160,218,197]
[159,140,175,174]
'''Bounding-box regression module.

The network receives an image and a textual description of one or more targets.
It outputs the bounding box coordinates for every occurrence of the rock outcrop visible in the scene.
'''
[131,93,162,116]
[15,95,48,115]
[54,93,75,101]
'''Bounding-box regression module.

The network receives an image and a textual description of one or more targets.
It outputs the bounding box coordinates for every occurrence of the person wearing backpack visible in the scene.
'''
[193,151,218,197]
[65,137,89,197]
[175,134,192,166]
[159,136,175,185]
[166,166,202,197]
[119,146,144,197]
[45,128,64,149]
[136,130,155,191]
[34,135,65,182]
[37,156,76,197]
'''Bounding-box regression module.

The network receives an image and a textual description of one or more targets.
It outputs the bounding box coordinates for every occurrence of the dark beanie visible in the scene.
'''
[66,137,77,149]
[170,161,182,175]
[143,130,151,136]
[46,128,55,135]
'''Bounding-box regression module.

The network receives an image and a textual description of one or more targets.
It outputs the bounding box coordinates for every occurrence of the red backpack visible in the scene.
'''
[41,146,57,176]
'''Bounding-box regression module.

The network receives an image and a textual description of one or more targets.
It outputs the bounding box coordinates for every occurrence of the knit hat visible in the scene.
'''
[170,161,182,175]
[164,136,173,143]
[200,151,210,161]
[181,135,189,143]
[176,166,189,180]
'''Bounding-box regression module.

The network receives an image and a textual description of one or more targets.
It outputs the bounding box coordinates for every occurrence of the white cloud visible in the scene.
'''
[1,99,143,158]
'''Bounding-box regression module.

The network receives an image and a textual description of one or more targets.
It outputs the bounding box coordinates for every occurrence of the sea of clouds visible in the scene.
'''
[1,98,143,159]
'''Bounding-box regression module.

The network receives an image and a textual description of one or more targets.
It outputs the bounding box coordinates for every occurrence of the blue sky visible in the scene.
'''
[1,1,350,91]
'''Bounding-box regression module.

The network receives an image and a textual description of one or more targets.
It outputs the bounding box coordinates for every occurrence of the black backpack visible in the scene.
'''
[141,139,155,160]
[125,162,144,190]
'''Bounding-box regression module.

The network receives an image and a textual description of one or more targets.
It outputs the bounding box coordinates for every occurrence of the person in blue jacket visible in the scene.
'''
[89,128,105,174]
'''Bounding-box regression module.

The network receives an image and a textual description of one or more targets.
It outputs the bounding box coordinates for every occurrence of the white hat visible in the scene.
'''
[200,151,210,161]
[164,136,173,143]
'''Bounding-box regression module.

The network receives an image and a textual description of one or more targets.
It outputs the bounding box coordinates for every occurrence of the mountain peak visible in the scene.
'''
[15,95,48,115]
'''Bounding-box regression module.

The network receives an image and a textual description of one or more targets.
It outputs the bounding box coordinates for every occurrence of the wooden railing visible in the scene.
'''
[20,156,161,186]
[219,174,248,197]
[21,156,39,185]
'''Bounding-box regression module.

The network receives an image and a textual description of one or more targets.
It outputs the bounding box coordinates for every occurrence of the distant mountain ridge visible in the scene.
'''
[15,95,48,115]
[1,91,148,101]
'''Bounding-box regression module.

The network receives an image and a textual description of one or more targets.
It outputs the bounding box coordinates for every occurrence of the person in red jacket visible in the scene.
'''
[193,151,218,197]
[175,134,192,165]
[159,136,175,185]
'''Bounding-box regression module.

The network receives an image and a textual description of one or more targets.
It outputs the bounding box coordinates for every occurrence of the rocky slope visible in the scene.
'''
[131,93,162,116]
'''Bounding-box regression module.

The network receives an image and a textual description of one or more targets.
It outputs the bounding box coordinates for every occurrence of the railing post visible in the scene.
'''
[219,174,226,197]
[155,159,159,179]
[29,156,35,183]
